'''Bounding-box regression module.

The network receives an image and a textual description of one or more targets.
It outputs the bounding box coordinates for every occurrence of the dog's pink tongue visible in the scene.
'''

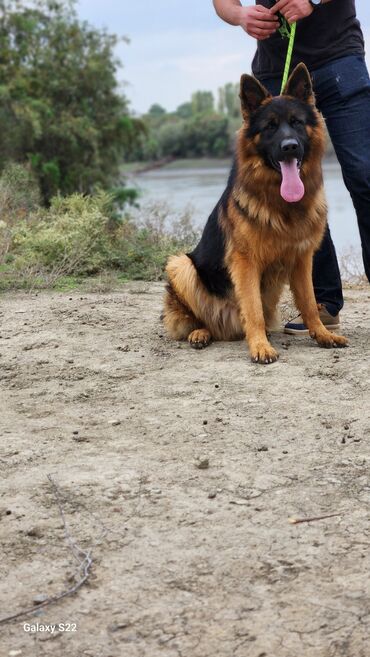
[280,159,304,203]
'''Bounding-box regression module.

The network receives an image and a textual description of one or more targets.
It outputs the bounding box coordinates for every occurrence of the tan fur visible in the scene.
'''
[164,254,243,341]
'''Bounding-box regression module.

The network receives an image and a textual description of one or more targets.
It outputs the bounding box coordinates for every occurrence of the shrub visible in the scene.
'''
[12,193,113,275]
[116,202,199,280]
[0,163,41,267]
[0,162,199,287]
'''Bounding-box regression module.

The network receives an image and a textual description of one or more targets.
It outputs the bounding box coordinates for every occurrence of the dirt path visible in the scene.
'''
[0,283,369,657]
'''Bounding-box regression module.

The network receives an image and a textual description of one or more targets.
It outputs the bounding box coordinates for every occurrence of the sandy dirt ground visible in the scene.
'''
[0,282,369,657]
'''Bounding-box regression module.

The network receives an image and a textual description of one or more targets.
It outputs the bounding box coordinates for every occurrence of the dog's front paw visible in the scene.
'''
[188,328,212,349]
[250,341,279,365]
[311,329,349,349]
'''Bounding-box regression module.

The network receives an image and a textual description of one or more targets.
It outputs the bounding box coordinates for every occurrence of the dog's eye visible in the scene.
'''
[264,119,278,131]
[290,117,303,127]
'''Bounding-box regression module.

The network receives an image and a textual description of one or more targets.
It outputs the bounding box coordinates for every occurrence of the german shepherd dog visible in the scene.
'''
[163,64,348,364]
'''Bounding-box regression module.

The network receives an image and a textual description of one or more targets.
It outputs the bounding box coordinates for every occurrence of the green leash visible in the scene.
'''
[280,21,296,94]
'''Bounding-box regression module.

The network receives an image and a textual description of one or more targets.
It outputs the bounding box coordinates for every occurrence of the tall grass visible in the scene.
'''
[0,164,199,289]
[339,247,366,286]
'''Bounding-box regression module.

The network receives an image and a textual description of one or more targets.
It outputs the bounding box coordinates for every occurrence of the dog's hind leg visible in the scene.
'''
[164,253,242,347]
[163,285,212,348]
[163,282,202,340]
[163,254,214,348]
[163,286,211,348]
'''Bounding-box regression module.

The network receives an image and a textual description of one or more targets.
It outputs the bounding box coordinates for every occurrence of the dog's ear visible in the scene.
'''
[283,63,314,103]
[240,75,270,118]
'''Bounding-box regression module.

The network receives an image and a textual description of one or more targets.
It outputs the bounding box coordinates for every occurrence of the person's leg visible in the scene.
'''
[312,225,343,317]
[257,75,344,322]
[312,55,370,283]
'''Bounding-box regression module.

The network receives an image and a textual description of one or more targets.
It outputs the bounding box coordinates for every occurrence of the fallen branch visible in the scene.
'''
[288,512,343,525]
[0,474,105,626]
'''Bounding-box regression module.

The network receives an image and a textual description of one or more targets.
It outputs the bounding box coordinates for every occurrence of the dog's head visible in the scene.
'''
[239,64,322,203]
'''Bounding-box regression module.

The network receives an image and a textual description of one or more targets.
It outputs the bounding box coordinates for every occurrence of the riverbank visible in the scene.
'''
[1,282,369,656]
[122,155,340,175]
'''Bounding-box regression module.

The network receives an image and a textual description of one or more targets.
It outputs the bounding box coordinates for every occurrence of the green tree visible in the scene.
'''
[183,114,230,157]
[191,90,214,115]
[175,102,192,119]
[148,103,166,117]
[156,120,186,158]
[218,82,240,119]
[0,0,143,202]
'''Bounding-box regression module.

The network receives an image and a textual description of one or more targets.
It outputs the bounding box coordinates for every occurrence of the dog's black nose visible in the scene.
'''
[281,138,299,154]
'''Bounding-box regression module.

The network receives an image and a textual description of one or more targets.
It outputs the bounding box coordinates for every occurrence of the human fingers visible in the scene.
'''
[270,0,291,15]
[238,6,278,38]
[245,21,279,37]
[246,18,278,34]
[272,0,313,19]
[254,5,279,21]
[285,13,298,23]
[248,11,279,29]
[245,27,277,40]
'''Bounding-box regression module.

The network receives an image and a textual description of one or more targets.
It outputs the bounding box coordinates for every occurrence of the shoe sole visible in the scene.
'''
[284,323,340,335]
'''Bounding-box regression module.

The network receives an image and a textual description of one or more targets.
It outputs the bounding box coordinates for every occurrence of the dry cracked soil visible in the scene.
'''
[0,282,369,657]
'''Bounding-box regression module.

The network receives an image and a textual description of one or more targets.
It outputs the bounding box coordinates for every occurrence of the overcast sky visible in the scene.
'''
[77,1,370,115]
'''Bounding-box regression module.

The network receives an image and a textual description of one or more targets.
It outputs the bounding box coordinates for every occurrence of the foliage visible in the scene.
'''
[148,103,166,117]
[0,0,143,202]
[0,162,41,266]
[176,102,193,119]
[12,193,114,275]
[0,163,199,288]
[191,90,214,115]
[218,82,240,118]
[116,202,199,280]
[0,161,41,214]
[339,247,366,285]
[132,83,237,162]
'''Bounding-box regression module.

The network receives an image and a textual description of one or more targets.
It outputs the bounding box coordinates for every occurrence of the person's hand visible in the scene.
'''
[236,5,279,40]
[271,0,313,24]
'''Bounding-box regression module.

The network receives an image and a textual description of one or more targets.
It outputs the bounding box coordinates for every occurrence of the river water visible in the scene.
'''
[131,160,363,266]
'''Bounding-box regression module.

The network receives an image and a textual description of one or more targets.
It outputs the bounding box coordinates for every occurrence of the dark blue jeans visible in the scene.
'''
[258,55,370,316]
